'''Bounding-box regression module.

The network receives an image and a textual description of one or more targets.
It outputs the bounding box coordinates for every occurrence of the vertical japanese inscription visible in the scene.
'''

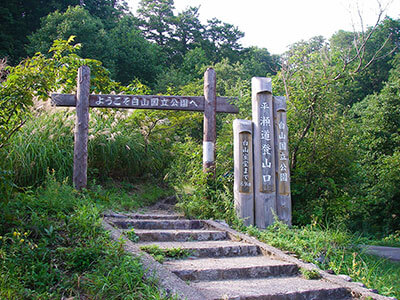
[239,132,252,193]
[276,111,290,195]
[259,98,274,192]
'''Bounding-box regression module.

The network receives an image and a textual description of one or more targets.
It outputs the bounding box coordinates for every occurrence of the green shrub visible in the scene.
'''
[0,174,169,299]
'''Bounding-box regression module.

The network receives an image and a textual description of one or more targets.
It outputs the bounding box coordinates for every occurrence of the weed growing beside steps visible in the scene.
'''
[140,245,191,263]
[126,228,140,243]
[0,174,173,299]
[300,268,322,280]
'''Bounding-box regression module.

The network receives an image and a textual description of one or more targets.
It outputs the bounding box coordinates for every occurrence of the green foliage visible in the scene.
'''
[349,54,400,234]
[0,174,171,299]
[243,221,400,298]
[300,268,321,280]
[0,35,119,150]
[370,231,400,248]
[2,109,173,187]
[125,228,140,243]
[27,7,163,86]
[139,245,191,263]
[0,0,127,64]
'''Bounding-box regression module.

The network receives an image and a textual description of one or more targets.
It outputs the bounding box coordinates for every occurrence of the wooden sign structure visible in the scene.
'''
[252,77,277,228]
[233,119,254,226]
[52,66,238,190]
[233,77,291,228]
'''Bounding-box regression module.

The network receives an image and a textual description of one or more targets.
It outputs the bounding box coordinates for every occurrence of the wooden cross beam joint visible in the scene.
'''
[53,66,238,190]
[51,93,239,114]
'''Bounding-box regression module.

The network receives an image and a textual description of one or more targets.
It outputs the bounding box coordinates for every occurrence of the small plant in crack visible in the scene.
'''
[300,268,322,280]
[140,245,191,263]
[125,228,139,243]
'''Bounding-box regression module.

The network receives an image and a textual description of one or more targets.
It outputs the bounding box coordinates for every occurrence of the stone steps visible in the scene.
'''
[130,228,228,242]
[192,277,351,300]
[105,213,389,300]
[137,240,260,258]
[164,256,299,281]
[112,218,203,230]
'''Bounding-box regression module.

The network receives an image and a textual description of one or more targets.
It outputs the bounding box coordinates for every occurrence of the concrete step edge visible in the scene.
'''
[137,240,260,258]
[204,220,395,300]
[125,229,228,242]
[111,219,205,229]
[191,276,351,300]
[102,219,207,300]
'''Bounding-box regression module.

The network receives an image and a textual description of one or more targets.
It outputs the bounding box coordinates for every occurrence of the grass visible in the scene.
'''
[1,109,173,188]
[0,174,174,299]
[300,268,322,280]
[369,231,400,248]
[139,245,191,264]
[241,221,400,298]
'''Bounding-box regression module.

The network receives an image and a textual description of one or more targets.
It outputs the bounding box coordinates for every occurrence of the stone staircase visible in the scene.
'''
[103,213,394,300]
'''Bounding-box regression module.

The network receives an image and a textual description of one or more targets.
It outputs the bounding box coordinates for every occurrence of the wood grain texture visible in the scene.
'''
[233,119,254,226]
[73,66,90,190]
[203,68,217,173]
[252,77,277,229]
[274,96,292,225]
[51,94,238,114]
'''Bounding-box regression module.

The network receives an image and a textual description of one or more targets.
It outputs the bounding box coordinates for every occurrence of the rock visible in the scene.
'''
[337,274,352,282]
[353,281,366,288]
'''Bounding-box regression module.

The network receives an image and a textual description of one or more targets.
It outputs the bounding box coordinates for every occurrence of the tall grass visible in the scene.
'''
[1,108,172,187]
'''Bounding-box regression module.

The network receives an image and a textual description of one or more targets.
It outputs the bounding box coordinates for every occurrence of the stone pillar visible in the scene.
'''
[233,119,254,226]
[274,96,292,225]
[252,77,276,228]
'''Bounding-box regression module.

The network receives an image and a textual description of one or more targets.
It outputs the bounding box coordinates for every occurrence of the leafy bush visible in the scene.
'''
[0,174,169,299]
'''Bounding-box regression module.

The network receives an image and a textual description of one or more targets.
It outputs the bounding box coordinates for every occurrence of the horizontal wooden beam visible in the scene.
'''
[51,93,239,114]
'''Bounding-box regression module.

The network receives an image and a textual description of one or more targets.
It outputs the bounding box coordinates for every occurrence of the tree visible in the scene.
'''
[203,18,244,62]
[274,12,399,224]
[170,6,204,63]
[351,54,400,233]
[79,0,128,24]
[136,0,175,47]
[107,16,165,85]
[1,37,95,149]
[0,0,76,63]
[330,17,400,106]
[28,6,162,85]
[27,6,109,61]
[241,47,280,77]
[0,0,127,63]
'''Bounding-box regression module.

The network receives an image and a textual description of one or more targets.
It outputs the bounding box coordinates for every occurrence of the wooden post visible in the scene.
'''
[252,77,277,228]
[203,68,217,174]
[73,66,90,190]
[274,96,292,225]
[233,119,254,226]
